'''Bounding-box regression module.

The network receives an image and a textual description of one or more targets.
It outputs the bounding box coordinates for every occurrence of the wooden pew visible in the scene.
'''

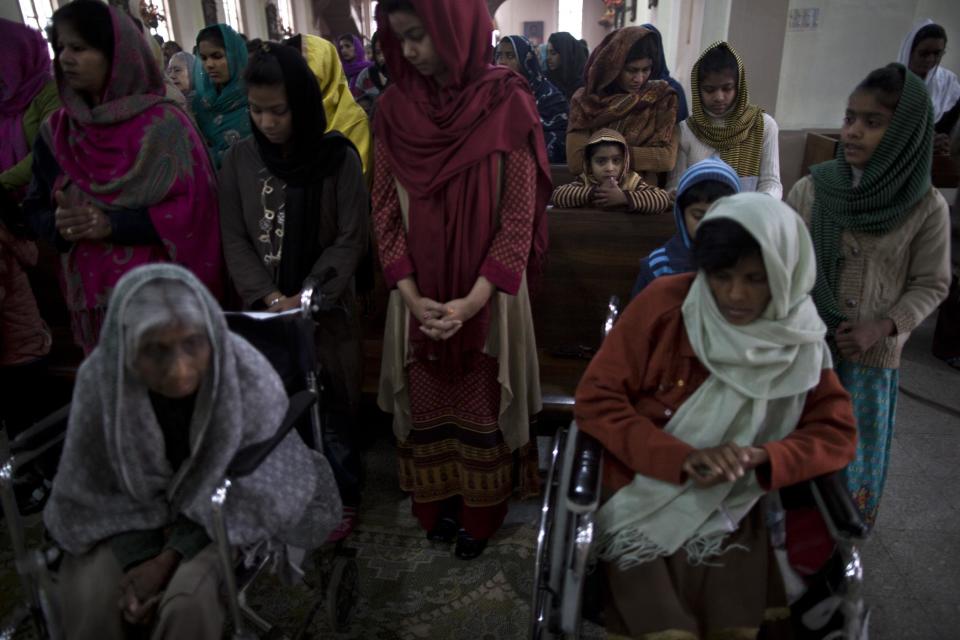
[533,207,675,411]
[550,164,576,189]
[801,131,958,189]
[359,207,677,416]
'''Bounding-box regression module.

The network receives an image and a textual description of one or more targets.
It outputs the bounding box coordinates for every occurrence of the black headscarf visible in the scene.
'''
[546,32,588,101]
[369,31,388,91]
[248,41,356,296]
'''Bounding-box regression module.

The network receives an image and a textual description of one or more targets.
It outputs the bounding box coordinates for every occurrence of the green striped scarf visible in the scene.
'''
[809,65,933,331]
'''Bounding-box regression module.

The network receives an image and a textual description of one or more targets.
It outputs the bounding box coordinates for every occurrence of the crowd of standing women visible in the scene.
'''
[0,0,958,637]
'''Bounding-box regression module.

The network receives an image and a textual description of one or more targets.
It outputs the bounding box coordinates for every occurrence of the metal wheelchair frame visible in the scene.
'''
[529,296,871,640]
[0,278,357,640]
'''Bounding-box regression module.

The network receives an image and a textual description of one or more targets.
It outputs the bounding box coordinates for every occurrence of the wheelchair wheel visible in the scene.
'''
[325,555,358,632]
[530,427,567,639]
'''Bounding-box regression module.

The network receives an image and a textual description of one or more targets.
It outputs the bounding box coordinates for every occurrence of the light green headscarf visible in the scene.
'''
[595,192,831,569]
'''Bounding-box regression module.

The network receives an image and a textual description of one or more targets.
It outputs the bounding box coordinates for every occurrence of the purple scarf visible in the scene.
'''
[0,19,53,172]
[338,33,373,91]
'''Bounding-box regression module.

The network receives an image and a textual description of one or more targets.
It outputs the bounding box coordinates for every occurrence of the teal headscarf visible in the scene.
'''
[192,24,251,167]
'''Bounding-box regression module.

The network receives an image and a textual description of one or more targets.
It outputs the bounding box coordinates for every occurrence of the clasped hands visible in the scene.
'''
[53,189,111,242]
[117,549,179,625]
[399,276,494,342]
[682,443,770,488]
[409,295,479,341]
[591,177,628,209]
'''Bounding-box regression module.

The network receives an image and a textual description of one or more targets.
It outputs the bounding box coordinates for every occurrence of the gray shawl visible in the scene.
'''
[43,264,341,555]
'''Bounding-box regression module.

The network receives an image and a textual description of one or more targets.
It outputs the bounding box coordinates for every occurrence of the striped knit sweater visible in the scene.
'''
[552,175,671,213]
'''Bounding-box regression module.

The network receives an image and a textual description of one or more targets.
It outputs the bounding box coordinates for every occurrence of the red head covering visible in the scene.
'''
[373,0,551,376]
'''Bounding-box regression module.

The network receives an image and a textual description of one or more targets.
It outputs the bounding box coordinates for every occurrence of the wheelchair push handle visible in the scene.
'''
[567,432,604,509]
[301,268,347,320]
[813,471,869,538]
[603,296,620,341]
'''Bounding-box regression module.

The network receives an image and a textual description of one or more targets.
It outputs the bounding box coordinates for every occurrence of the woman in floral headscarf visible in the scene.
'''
[496,35,569,163]
[192,23,250,167]
[567,26,678,181]
[22,0,222,354]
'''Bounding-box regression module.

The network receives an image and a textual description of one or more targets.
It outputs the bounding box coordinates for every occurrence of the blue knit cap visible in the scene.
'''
[674,158,742,248]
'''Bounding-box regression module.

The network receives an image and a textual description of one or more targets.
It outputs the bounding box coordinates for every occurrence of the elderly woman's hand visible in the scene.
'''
[117,549,180,624]
[683,444,770,487]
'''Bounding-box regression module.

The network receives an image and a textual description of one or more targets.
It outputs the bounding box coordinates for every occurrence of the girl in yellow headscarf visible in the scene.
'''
[287,34,372,179]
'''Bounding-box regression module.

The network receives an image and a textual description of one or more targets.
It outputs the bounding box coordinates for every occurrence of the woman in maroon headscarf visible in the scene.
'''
[373,0,551,559]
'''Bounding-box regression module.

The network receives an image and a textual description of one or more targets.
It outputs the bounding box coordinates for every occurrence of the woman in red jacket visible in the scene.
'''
[574,193,857,639]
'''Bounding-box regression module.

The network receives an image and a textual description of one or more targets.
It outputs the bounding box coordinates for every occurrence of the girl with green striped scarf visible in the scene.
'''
[786,63,951,527]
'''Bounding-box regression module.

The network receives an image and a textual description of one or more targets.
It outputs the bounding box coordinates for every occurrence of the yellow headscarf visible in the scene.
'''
[300,35,372,178]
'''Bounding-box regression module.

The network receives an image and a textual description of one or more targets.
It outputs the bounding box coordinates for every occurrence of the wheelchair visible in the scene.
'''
[0,277,358,640]
[530,297,871,640]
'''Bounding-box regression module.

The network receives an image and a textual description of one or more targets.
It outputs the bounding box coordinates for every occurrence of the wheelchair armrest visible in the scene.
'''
[567,432,603,509]
[812,470,868,539]
[9,404,71,457]
[225,391,316,478]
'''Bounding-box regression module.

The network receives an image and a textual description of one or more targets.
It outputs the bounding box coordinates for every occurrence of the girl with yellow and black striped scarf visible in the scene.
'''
[667,42,782,198]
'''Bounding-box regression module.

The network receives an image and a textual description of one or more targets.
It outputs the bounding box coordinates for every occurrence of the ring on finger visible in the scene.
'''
[66,226,73,236]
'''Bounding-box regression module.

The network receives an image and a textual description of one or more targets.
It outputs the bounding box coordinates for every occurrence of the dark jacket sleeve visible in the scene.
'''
[631,260,655,299]
[107,209,161,245]
[110,529,165,572]
[22,136,64,249]
[23,136,160,249]
[163,515,212,561]
[310,148,370,302]
[756,368,857,491]
[218,143,279,306]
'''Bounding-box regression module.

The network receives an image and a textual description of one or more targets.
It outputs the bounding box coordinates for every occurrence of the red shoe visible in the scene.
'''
[326,506,357,543]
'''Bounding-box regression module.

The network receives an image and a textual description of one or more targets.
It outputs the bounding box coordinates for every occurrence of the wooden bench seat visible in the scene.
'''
[360,206,677,414]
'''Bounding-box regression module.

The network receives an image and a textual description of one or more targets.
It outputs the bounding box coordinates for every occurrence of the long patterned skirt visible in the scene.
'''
[397,355,539,539]
[836,359,899,527]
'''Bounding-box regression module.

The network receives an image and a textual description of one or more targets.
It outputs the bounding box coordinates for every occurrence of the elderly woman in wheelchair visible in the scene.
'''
[41,264,342,640]
[573,193,858,639]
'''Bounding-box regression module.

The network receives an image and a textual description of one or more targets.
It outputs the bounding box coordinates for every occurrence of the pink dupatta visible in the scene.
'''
[0,19,52,174]
[46,5,222,351]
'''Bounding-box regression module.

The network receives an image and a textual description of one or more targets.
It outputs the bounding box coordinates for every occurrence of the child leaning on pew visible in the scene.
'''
[631,158,740,298]
[551,128,671,213]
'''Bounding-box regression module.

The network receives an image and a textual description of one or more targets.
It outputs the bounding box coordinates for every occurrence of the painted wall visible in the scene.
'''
[775,0,960,129]
[290,0,315,34]
[727,0,789,114]
[1,1,23,22]
[241,0,268,38]
[167,0,205,47]
[494,0,557,45]
[580,0,611,51]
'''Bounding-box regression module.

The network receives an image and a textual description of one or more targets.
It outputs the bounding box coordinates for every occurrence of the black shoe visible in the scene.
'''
[454,531,488,560]
[426,517,458,544]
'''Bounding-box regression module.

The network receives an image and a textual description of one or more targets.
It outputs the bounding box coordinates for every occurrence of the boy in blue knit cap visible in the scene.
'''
[631,158,741,298]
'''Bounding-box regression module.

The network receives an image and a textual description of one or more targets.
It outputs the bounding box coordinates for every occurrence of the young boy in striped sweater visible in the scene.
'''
[552,128,671,213]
